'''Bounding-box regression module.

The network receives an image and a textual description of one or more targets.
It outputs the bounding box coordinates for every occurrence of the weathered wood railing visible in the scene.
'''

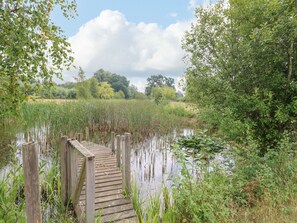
[61,135,95,223]
[111,132,131,192]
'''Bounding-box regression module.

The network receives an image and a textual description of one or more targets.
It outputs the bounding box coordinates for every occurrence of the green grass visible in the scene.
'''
[16,99,194,142]
[0,147,75,222]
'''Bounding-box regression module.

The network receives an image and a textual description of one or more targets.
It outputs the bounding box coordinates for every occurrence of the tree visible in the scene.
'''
[145,75,175,96]
[98,82,114,99]
[113,90,125,99]
[94,69,130,98]
[0,0,76,117]
[75,68,91,99]
[89,78,99,98]
[151,86,176,103]
[128,84,138,99]
[183,0,297,154]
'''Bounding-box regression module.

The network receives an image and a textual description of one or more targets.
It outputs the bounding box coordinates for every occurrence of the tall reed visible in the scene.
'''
[18,100,194,141]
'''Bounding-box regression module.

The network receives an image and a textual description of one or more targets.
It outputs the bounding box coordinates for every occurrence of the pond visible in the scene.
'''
[0,127,195,197]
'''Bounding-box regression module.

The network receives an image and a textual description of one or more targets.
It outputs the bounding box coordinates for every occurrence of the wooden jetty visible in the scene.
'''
[60,132,137,223]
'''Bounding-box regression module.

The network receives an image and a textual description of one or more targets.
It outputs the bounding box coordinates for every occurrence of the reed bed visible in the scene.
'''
[17,99,194,141]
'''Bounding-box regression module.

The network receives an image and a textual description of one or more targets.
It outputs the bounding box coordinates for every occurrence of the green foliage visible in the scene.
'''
[177,131,226,160]
[128,84,138,99]
[145,74,175,96]
[76,80,91,99]
[152,86,176,104]
[0,0,76,117]
[113,90,125,99]
[98,82,114,99]
[159,136,297,222]
[183,0,297,154]
[0,148,75,222]
[89,78,99,98]
[15,100,191,141]
[134,92,148,100]
[75,68,92,99]
[94,69,130,98]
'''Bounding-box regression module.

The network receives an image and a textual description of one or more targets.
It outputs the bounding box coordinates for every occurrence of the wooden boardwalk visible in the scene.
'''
[77,141,137,223]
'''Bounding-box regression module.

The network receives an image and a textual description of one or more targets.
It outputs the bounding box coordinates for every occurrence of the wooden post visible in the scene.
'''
[116,135,121,168]
[61,136,69,205]
[66,139,71,197]
[70,143,78,199]
[22,142,42,223]
[111,132,115,154]
[76,133,82,142]
[85,156,95,223]
[121,135,126,190]
[86,127,89,141]
[124,133,131,192]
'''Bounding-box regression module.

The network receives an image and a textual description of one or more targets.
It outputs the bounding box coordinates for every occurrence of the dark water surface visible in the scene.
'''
[0,128,195,199]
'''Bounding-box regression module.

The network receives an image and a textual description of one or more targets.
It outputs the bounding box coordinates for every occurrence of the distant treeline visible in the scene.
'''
[34,68,184,101]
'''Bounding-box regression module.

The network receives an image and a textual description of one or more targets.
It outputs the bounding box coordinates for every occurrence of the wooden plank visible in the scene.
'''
[96,180,122,188]
[66,139,72,198]
[95,194,125,204]
[61,136,68,205]
[81,184,122,195]
[111,132,115,154]
[73,159,86,206]
[124,133,131,192]
[94,176,122,184]
[95,168,120,173]
[101,209,136,223]
[85,127,89,141]
[95,170,121,176]
[121,135,126,191]
[101,203,133,216]
[115,217,138,223]
[22,142,42,223]
[80,189,122,201]
[95,173,122,180]
[116,135,121,168]
[76,133,82,142]
[95,198,131,210]
[86,156,95,223]
[70,147,78,200]
[69,140,94,158]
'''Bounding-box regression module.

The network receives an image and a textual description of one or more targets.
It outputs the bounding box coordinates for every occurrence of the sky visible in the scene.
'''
[52,0,213,92]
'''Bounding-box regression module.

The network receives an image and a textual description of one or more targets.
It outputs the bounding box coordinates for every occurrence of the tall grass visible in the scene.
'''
[17,100,194,142]
[0,146,75,223]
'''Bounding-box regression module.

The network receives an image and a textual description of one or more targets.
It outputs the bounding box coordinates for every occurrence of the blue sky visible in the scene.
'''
[52,0,213,91]
[53,0,201,37]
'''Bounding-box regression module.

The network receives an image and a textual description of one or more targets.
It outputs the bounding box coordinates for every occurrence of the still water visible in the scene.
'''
[0,128,195,199]
[131,129,195,199]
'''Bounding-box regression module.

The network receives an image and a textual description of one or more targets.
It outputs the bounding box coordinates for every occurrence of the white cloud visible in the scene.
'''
[62,10,191,89]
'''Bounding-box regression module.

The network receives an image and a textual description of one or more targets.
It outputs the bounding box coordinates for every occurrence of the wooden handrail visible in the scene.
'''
[68,139,94,158]
[61,136,95,223]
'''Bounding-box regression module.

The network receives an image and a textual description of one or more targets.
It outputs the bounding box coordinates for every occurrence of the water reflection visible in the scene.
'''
[131,129,195,199]
[1,127,196,198]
